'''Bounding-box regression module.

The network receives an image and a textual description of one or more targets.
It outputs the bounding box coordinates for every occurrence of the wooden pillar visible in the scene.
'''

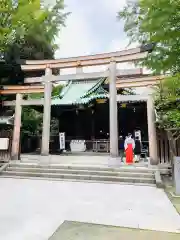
[41,67,52,156]
[109,60,119,157]
[11,93,22,160]
[147,95,158,164]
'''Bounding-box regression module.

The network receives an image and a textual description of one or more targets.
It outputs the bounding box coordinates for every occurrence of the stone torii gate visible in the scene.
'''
[2,45,164,164]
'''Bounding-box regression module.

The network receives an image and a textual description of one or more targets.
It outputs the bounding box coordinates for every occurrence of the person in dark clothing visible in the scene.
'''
[119,136,124,161]
[134,136,141,162]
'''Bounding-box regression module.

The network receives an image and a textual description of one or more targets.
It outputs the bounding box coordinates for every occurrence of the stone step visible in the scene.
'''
[7,167,154,179]
[1,171,155,184]
[9,163,154,174]
[0,175,156,187]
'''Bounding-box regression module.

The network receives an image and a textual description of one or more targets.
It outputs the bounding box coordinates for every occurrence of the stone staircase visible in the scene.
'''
[0,162,156,185]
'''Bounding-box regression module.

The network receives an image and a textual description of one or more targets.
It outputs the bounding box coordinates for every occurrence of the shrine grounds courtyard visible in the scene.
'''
[0,178,180,240]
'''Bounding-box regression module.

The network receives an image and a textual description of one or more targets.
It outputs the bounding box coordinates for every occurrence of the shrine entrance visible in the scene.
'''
[2,45,163,165]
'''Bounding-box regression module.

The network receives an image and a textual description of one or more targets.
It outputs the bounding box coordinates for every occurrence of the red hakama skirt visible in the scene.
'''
[125,144,133,164]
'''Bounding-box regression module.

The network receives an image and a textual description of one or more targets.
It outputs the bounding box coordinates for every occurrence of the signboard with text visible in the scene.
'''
[0,138,9,150]
[135,130,141,142]
[59,132,65,150]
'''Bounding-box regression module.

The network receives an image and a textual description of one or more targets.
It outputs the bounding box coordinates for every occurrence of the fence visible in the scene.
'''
[157,131,180,164]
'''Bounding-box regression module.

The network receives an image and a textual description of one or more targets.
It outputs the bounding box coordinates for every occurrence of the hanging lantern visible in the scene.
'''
[96,99,106,104]
[121,103,126,108]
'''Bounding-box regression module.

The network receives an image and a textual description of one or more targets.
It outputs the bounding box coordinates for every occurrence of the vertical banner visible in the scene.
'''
[135,130,141,142]
[59,132,65,150]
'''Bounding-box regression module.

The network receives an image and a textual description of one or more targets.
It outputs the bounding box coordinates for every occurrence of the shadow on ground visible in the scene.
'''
[49,221,180,240]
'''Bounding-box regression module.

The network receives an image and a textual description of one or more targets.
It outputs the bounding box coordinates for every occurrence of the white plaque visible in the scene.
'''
[70,140,86,152]
[0,138,9,150]
[135,130,141,142]
[59,132,65,150]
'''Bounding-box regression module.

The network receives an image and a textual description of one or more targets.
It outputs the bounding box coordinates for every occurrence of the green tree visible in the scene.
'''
[154,75,180,156]
[118,0,180,157]
[21,84,63,138]
[0,1,68,141]
[1,0,68,61]
[118,0,180,74]
[0,0,46,57]
[154,75,180,130]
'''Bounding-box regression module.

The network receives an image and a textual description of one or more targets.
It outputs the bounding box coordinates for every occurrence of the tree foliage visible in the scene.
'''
[0,1,68,138]
[118,0,180,133]
[154,74,180,129]
[21,84,63,136]
[1,0,69,61]
[118,0,180,74]
[1,0,45,58]
[21,107,42,135]
[0,0,68,88]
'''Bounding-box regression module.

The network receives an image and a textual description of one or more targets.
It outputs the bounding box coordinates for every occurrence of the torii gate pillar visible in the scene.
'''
[147,95,158,165]
[41,66,52,156]
[11,93,22,160]
[109,60,119,158]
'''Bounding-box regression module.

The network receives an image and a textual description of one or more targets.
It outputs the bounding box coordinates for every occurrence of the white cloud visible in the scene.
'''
[102,0,127,13]
[55,0,130,59]
[54,0,142,74]
[55,13,93,58]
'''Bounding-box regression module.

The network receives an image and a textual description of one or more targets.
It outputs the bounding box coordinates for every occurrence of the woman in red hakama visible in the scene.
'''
[125,143,133,164]
[124,134,135,164]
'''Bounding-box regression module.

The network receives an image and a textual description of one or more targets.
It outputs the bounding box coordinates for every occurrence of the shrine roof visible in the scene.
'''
[51,77,108,105]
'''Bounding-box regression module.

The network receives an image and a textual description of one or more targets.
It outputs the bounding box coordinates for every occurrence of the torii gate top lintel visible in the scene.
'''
[20,44,154,71]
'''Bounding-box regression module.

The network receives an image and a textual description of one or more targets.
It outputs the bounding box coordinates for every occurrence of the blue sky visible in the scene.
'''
[55,0,133,58]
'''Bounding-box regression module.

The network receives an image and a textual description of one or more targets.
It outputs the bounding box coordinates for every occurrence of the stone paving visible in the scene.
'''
[0,178,180,240]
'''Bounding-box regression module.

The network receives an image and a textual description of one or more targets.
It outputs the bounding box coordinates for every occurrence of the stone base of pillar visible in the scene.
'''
[11,151,21,161]
[11,154,20,161]
[41,153,49,156]
[150,157,159,165]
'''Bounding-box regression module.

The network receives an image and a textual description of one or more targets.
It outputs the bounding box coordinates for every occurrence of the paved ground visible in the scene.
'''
[20,154,149,167]
[166,187,180,214]
[49,221,180,240]
[0,178,180,240]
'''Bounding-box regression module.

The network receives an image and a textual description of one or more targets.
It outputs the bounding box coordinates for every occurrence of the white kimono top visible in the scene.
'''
[124,137,135,150]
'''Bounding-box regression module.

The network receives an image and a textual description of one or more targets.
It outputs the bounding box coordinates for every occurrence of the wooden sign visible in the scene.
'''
[59,132,65,150]
[0,138,9,150]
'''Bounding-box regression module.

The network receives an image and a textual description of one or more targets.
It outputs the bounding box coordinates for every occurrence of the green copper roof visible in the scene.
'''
[52,78,108,105]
